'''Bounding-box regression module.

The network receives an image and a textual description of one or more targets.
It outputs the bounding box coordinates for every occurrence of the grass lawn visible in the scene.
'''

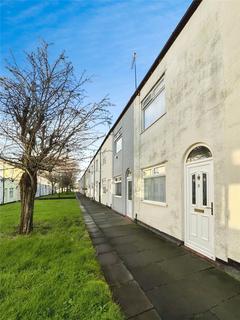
[0,199,123,320]
[37,192,75,199]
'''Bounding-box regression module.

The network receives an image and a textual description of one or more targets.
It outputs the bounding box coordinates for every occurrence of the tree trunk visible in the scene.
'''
[19,171,37,234]
[51,183,54,195]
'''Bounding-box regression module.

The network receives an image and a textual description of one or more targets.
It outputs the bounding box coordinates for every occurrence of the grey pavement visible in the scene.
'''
[77,194,240,320]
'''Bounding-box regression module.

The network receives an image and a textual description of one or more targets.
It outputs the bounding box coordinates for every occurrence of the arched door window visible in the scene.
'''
[186,146,212,163]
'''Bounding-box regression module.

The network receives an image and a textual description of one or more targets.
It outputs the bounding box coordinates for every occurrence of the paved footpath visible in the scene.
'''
[77,194,240,320]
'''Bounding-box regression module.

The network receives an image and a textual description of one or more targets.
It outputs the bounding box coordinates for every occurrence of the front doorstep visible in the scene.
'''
[184,240,215,261]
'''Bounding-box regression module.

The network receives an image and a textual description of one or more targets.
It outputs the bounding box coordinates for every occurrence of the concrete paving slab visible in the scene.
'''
[84,223,96,227]
[191,311,219,319]
[91,237,108,245]
[145,242,187,260]
[131,309,162,320]
[187,268,240,300]
[130,254,213,291]
[100,221,136,228]
[97,251,121,266]
[112,242,140,255]
[147,270,240,320]
[86,226,99,232]
[112,280,153,318]
[155,253,213,279]
[88,230,104,238]
[210,294,240,320]
[102,228,133,238]
[131,263,175,290]
[95,243,113,255]
[146,284,210,319]
[118,250,165,269]
[109,234,144,246]
[102,262,133,286]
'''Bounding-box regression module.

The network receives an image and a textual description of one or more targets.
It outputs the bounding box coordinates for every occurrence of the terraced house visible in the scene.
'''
[0,160,53,204]
[0,161,21,204]
[79,0,240,265]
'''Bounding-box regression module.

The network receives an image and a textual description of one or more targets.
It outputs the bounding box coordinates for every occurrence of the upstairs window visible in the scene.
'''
[102,178,107,193]
[9,188,14,198]
[102,152,106,165]
[115,136,122,154]
[143,165,166,203]
[142,77,165,130]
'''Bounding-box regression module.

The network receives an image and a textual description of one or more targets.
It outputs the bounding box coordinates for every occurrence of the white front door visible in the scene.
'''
[107,179,112,207]
[126,176,132,218]
[185,160,214,259]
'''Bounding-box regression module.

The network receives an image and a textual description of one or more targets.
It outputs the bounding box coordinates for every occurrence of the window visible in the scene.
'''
[192,174,196,205]
[115,136,122,153]
[128,180,132,200]
[9,188,14,199]
[186,146,212,163]
[102,149,107,165]
[102,178,107,193]
[142,77,165,130]
[202,173,207,206]
[143,165,166,203]
[114,176,122,196]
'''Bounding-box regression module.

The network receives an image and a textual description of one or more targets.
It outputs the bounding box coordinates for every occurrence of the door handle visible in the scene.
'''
[206,202,214,215]
[211,202,213,215]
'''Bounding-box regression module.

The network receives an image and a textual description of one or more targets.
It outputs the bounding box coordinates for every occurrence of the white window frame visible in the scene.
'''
[102,156,106,165]
[115,136,122,154]
[102,178,107,193]
[142,76,166,131]
[142,164,166,205]
[102,149,107,165]
[9,187,14,199]
[114,176,122,197]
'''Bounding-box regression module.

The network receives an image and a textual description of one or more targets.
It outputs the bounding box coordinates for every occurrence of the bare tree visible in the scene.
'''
[58,158,79,192]
[59,171,76,192]
[0,42,112,234]
[43,171,59,195]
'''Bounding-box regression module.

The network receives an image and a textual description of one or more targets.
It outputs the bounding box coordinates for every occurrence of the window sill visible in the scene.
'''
[141,200,167,207]
[114,195,122,198]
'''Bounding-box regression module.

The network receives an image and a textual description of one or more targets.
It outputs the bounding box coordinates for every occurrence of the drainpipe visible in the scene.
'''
[99,150,102,203]
[93,159,95,200]
[2,164,4,204]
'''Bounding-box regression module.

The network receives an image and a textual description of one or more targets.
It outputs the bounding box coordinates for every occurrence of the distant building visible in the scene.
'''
[0,161,21,204]
[0,161,53,204]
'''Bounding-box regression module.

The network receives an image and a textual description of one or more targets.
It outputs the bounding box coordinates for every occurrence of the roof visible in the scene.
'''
[82,0,203,177]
